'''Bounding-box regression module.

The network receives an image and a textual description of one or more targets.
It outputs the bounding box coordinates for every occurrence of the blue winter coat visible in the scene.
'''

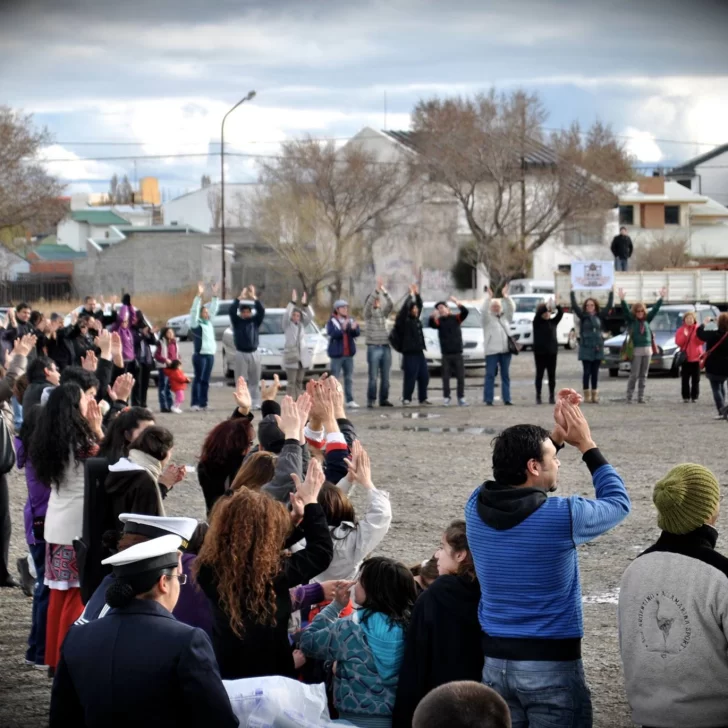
[326,315,360,358]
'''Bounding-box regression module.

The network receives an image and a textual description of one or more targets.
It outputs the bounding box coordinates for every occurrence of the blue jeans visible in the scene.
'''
[484,353,512,403]
[330,356,355,403]
[157,369,173,411]
[581,360,600,390]
[402,353,429,403]
[706,373,727,413]
[11,396,22,431]
[26,542,49,665]
[192,353,214,408]
[366,345,391,404]
[615,257,628,272]
[483,658,592,728]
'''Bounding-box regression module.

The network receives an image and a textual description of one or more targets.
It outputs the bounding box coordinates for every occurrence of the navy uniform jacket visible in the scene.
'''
[50,600,238,728]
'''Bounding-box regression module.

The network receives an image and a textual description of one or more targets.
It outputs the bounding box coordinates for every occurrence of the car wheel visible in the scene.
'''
[609,368,619,378]
[179,334,188,342]
[565,329,577,350]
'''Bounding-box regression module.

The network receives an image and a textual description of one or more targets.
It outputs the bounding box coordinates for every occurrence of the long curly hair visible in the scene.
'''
[30,382,95,488]
[199,418,254,474]
[193,488,291,638]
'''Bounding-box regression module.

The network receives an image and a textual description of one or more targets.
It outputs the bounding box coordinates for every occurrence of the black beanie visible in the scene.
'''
[258,415,285,454]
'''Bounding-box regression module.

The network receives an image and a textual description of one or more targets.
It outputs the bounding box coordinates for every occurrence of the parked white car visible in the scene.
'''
[508,294,577,350]
[166,299,235,340]
[420,302,485,371]
[221,308,330,379]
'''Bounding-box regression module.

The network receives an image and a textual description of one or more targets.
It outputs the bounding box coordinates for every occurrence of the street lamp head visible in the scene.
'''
[245,90,256,102]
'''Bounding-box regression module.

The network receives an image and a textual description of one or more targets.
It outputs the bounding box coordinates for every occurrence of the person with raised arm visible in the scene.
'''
[189,281,220,412]
[364,277,395,409]
[228,285,265,411]
[481,283,515,406]
[283,289,314,400]
[429,295,469,407]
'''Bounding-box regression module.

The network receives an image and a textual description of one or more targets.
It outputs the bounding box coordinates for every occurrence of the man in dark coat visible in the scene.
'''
[49,535,238,728]
[394,284,430,406]
[610,226,634,272]
[429,296,469,406]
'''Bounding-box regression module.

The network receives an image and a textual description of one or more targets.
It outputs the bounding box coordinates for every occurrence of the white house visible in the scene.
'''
[0,246,30,280]
[667,143,728,207]
[56,208,131,252]
[162,183,261,232]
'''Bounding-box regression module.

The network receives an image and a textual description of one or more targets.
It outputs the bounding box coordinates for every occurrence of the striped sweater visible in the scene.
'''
[465,449,630,661]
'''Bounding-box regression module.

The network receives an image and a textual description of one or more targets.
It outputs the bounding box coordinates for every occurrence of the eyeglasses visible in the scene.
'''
[167,573,188,585]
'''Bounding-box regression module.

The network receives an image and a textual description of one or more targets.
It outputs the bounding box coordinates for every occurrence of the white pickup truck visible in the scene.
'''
[508,294,577,350]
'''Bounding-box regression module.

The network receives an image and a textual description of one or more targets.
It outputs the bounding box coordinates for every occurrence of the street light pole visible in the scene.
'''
[220,90,256,297]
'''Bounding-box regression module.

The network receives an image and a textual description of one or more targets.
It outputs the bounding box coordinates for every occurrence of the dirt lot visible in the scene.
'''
[1,345,726,727]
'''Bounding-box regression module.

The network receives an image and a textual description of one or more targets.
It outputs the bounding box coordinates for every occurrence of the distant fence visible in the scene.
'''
[0,274,75,304]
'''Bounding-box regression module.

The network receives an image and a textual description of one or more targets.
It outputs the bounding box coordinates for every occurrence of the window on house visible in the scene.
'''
[665,206,680,225]
[618,205,634,226]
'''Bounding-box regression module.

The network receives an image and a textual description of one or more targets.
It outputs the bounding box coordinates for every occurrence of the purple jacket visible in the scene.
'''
[15,436,50,546]
[111,306,137,362]
[173,553,214,636]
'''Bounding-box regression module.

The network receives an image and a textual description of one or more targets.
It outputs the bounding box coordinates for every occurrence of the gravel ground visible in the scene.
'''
[1,343,726,727]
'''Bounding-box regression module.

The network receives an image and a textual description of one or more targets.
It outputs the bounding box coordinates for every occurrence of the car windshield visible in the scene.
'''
[513,297,544,313]
[259,314,318,335]
[420,306,481,328]
[650,310,696,332]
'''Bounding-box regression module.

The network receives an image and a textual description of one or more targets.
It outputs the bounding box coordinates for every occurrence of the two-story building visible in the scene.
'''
[666,143,728,207]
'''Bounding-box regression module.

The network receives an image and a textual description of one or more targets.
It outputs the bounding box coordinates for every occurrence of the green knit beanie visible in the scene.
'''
[653,464,720,535]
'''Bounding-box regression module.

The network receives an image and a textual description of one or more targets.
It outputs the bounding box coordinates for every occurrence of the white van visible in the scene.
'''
[507,279,555,296]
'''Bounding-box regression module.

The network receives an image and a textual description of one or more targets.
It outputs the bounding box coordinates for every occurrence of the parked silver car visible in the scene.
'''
[222,308,330,378]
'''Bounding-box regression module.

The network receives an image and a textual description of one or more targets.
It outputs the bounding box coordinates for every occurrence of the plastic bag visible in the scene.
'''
[223,676,340,727]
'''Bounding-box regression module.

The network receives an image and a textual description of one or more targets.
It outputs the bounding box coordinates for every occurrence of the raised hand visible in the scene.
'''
[110,331,123,358]
[280,395,302,440]
[618,288,627,300]
[234,376,252,414]
[486,286,494,299]
[295,391,313,429]
[291,458,325,506]
[70,311,78,326]
[345,440,373,489]
[248,285,257,299]
[291,289,298,303]
[260,373,280,401]
[301,291,308,305]
[240,287,249,300]
[85,398,104,437]
[211,282,220,296]
[81,350,98,372]
[561,400,596,453]
[502,282,510,297]
[13,333,37,358]
[198,281,205,296]
[109,373,135,403]
[659,287,668,300]
[95,329,112,359]
[376,276,384,292]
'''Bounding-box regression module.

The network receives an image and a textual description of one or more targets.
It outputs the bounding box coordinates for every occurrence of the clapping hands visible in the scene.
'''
[344,440,374,489]
[234,377,252,414]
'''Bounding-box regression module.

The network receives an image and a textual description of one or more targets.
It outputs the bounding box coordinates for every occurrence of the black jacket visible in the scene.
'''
[532,306,564,356]
[228,299,265,352]
[104,467,167,533]
[428,305,469,355]
[49,600,237,728]
[47,326,76,370]
[197,502,333,680]
[395,294,426,355]
[696,326,728,377]
[22,377,51,410]
[393,574,484,728]
[610,234,633,260]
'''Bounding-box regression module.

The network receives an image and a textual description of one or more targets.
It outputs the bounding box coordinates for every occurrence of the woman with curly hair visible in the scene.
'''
[300,556,418,728]
[393,520,484,728]
[197,417,255,514]
[30,382,103,670]
[195,459,333,679]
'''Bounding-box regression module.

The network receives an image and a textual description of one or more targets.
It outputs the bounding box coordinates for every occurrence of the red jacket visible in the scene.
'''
[164,368,190,392]
[675,323,705,363]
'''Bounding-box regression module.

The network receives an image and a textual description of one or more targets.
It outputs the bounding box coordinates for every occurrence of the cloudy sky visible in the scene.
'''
[2,0,727,200]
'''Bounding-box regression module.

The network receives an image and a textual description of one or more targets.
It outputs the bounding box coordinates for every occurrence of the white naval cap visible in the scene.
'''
[118,513,198,551]
[102,535,182,578]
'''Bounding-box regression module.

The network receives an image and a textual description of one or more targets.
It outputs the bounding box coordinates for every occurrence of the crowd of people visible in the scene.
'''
[1,282,728,728]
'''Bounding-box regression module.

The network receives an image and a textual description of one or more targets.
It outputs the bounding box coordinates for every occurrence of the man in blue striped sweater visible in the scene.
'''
[465,394,630,728]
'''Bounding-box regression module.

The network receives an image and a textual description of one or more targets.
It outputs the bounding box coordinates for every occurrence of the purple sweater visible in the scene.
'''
[15,437,51,546]
[173,553,214,636]
[112,306,137,362]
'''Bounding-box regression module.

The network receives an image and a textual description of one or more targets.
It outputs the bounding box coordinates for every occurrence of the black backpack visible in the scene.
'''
[388,325,403,353]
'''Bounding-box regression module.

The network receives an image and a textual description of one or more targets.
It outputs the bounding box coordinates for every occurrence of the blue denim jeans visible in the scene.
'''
[483,658,593,728]
[402,353,429,403]
[484,353,512,403]
[615,257,628,272]
[706,373,727,413]
[157,369,173,412]
[11,396,22,431]
[26,542,49,665]
[366,345,391,404]
[330,356,355,403]
[581,360,600,390]
[192,353,214,408]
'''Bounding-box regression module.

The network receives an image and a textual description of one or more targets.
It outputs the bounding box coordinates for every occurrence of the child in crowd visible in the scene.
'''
[299,556,418,728]
[164,360,190,414]
[154,327,179,414]
[410,556,439,595]
[412,682,511,728]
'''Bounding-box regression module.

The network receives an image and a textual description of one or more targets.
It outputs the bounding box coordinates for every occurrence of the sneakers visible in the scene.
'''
[420,400,433,406]
[367,402,375,409]
[683,399,690,404]
[458,398,469,407]
[16,557,34,597]
[24,660,46,671]
[170,406,183,414]
[401,399,411,406]
[504,401,513,406]
[380,401,394,407]
[443,397,451,407]
[484,401,494,406]
[190,405,200,412]
[347,401,360,409]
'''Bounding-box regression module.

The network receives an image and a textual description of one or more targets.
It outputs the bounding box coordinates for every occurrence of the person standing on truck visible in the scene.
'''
[611,227,634,272]
[619,287,667,404]
[228,285,265,411]
[570,289,614,404]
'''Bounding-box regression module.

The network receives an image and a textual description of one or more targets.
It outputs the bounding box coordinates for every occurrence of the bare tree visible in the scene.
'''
[117,175,134,204]
[0,106,66,237]
[109,173,119,204]
[410,90,633,289]
[207,186,222,229]
[634,231,690,271]
[256,137,421,301]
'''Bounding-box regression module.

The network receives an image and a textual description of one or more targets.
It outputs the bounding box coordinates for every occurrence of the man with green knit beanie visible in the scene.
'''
[618,463,728,728]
